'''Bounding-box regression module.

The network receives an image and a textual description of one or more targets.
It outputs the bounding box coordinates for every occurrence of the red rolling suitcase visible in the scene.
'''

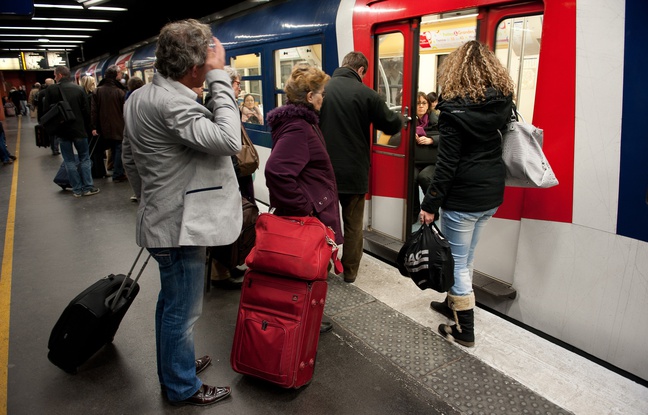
[47,248,150,374]
[231,270,327,388]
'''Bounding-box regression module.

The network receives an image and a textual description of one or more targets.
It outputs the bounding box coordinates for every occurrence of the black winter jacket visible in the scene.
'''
[42,78,90,141]
[320,67,402,194]
[421,88,513,215]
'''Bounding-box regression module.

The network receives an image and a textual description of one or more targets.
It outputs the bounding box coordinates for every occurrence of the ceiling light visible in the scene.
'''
[35,3,126,12]
[0,26,100,32]
[33,17,111,23]
[0,34,91,38]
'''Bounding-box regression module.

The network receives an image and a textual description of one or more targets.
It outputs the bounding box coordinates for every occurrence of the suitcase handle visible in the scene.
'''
[110,247,151,312]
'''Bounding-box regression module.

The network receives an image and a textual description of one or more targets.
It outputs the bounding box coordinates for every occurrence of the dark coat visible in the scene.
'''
[320,67,402,194]
[421,88,513,215]
[91,78,125,141]
[265,103,343,244]
[42,78,90,141]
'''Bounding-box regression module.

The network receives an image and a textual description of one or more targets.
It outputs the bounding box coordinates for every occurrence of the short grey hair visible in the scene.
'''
[224,65,240,85]
[155,19,212,81]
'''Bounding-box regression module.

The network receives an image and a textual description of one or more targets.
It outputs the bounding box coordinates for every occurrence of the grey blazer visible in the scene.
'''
[122,69,242,248]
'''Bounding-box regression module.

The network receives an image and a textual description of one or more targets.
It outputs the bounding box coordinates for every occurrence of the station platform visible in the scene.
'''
[1,115,646,414]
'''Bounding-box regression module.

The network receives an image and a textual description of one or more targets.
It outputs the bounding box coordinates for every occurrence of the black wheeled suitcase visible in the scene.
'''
[35,124,50,148]
[47,248,150,374]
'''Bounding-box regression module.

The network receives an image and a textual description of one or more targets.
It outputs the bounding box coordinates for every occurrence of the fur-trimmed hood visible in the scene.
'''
[266,103,319,130]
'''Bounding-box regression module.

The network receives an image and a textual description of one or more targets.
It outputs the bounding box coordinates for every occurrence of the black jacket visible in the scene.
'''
[43,78,90,140]
[421,88,513,215]
[320,67,402,194]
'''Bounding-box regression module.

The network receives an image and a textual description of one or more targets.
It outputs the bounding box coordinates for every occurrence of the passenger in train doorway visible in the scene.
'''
[265,63,343,334]
[91,64,127,183]
[206,65,260,290]
[411,91,439,230]
[122,19,241,407]
[43,66,99,197]
[419,40,514,348]
[320,51,402,284]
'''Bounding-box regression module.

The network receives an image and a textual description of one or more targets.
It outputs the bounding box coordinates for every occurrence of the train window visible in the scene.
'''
[418,12,477,97]
[273,44,323,106]
[230,53,264,124]
[495,15,543,121]
[375,32,404,146]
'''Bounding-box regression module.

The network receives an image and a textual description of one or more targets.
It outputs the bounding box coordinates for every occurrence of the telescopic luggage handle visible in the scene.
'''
[110,247,151,311]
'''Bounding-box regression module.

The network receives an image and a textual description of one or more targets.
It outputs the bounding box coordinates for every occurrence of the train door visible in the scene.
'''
[367,23,416,245]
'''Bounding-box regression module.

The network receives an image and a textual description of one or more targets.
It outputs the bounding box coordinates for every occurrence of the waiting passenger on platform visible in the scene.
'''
[240,93,263,124]
[121,19,241,407]
[207,65,259,290]
[265,63,343,334]
[28,82,40,118]
[36,79,57,154]
[320,51,402,284]
[43,66,99,197]
[81,76,107,180]
[419,40,514,348]
[92,64,127,182]
[0,121,17,165]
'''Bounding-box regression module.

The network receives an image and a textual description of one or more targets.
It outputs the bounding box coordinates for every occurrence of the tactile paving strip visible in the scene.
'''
[325,274,572,415]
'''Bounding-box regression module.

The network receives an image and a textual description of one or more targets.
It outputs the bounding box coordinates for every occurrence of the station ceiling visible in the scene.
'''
[0,0,263,66]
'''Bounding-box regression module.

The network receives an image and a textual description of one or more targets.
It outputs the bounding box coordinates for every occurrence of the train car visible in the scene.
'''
[73,0,647,383]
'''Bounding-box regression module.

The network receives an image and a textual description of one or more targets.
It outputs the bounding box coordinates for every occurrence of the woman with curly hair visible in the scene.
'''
[419,40,515,347]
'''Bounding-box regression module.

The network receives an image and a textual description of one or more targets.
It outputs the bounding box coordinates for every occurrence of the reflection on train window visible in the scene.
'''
[274,44,322,107]
[230,53,264,124]
[495,14,543,122]
[375,32,404,146]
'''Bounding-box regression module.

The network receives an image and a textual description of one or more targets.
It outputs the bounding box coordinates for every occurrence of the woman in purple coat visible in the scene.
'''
[265,63,343,333]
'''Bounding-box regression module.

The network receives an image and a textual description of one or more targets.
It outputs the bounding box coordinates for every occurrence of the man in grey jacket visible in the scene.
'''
[122,19,241,407]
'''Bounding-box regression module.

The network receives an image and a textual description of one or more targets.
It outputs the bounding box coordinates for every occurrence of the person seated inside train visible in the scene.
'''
[240,93,263,124]
[412,91,439,225]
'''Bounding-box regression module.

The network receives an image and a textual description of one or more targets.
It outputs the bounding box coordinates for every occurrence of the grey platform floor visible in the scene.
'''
[0,115,646,415]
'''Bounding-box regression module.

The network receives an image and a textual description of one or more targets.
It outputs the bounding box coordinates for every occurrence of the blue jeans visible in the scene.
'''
[440,207,498,296]
[50,134,60,154]
[0,131,10,162]
[59,138,94,195]
[147,246,205,402]
[107,140,124,178]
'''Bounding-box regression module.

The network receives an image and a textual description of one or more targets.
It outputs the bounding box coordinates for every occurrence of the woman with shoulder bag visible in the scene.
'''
[419,40,514,348]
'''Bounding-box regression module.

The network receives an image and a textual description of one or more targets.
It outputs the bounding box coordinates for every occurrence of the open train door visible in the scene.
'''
[364,21,419,259]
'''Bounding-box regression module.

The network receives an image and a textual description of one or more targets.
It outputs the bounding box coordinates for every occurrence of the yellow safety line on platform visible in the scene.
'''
[0,117,21,415]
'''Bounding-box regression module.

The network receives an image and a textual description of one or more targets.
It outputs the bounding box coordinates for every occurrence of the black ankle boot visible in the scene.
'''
[430,297,454,320]
[438,309,474,347]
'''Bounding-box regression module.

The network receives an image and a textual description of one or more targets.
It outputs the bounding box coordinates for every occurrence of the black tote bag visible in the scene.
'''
[397,223,454,293]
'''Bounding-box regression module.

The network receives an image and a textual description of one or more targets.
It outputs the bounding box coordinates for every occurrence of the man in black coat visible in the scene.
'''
[43,66,99,197]
[320,51,402,283]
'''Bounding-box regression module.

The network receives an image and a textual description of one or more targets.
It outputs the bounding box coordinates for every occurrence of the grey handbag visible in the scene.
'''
[499,110,558,188]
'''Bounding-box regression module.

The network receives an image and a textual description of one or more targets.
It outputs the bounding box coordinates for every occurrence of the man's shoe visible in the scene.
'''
[320,321,333,333]
[2,160,12,165]
[73,192,83,198]
[113,175,128,182]
[170,384,231,406]
[211,276,243,290]
[83,187,100,196]
[130,194,138,202]
[195,355,212,375]
[8,155,16,160]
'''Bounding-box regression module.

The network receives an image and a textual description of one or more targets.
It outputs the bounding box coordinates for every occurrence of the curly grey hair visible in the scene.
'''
[155,19,212,81]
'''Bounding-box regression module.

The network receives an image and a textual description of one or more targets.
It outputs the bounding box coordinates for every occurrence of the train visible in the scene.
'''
[71,0,648,384]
